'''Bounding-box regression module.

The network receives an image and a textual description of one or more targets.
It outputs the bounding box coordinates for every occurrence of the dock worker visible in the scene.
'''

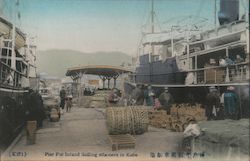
[25,89,45,128]
[130,84,144,105]
[108,88,121,103]
[60,86,66,113]
[158,87,174,114]
[224,86,239,120]
[144,85,155,106]
[65,94,73,112]
[205,86,220,120]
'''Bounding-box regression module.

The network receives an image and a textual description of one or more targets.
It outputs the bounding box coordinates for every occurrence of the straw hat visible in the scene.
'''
[227,86,235,91]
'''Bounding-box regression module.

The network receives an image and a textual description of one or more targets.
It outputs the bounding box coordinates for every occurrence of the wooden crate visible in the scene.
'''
[109,134,135,151]
[205,68,224,83]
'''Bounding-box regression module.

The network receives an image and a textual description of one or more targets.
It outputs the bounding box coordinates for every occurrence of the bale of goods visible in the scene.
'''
[80,96,92,108]
[43,99,59,109]
[170,104,178,117]
[50,108,60,122]
[26,121,37,145]
[91,96,106,101]
[106,106,149,135]
[148,110,172,129]
[81,96,107,108]
[170,103,207,121]
[89,101,106,108]
[148,104,206,132]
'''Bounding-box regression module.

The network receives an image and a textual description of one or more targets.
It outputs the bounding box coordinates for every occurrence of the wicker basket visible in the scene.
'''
[106,106,149,135]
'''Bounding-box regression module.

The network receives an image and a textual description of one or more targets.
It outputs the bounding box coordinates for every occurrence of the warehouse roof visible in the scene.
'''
[66,65,133,78]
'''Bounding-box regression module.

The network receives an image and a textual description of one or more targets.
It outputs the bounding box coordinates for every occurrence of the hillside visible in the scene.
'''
[36,49,132,78]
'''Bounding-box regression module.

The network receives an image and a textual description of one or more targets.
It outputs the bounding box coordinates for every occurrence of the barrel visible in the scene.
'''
[106,106,149,135]
[26,121,37,145]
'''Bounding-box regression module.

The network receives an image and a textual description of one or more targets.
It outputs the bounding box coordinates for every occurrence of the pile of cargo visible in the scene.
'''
[89,96,107,108]
[80,90,110,108]
[149,103,207,132]
[43,98,60,122]
[81,95,107,108]
[148,110,171,129]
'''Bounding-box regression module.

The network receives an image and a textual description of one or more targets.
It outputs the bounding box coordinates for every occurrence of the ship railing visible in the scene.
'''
[192,61,249,85]
[127,61,249,86]
[0,61,27,89]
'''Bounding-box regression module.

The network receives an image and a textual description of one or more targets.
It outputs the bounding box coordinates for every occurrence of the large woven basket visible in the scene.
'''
[106,106,149,135]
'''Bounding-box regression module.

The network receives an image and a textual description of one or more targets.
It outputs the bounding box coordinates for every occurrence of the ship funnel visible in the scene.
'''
[218,0,239,25]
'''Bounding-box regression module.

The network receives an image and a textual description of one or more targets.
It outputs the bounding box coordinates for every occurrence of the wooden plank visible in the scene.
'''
[109,134,135,151]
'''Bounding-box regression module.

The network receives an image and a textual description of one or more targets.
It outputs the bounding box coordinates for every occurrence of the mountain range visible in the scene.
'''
[36,49,132,78]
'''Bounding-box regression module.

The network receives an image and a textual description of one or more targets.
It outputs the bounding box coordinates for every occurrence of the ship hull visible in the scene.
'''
[0,88,28,151]
[135,56,186,85]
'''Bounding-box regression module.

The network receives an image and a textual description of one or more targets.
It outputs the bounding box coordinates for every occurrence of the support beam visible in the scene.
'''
[103,78,106,89]
[225,47,230,82]
[113,74,119,88]
[99,75,107,89]
[113,78,116,88]
[107,78,110,89]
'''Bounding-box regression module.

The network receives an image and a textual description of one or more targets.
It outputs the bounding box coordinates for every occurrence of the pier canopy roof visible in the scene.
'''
[66,65,133,80]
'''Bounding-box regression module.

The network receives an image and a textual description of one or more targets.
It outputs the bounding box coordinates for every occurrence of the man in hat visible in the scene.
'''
[205,86,220,120]
[144,85,155,106]
[131,84,144,105]
[158,87,174,114]
[224,86,239,120]
[60,86,66,112]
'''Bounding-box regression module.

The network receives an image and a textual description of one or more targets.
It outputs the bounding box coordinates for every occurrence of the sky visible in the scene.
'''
[1,0,249,56]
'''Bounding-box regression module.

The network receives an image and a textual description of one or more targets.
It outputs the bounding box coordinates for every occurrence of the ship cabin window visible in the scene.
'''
[1,48,12,57]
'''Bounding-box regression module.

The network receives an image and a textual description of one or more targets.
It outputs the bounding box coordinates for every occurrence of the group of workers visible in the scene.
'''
[130,84,243,121]
[206,85,241,120]
[60,82,243,121]
[130,84,174,112]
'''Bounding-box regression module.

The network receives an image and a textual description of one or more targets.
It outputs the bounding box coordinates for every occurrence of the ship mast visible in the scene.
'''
[150,0,155,56]
[11,0,18,70]
[214,0,217,28]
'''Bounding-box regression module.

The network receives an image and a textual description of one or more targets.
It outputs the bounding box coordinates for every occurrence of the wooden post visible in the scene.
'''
[194,55,197,84]
[113,75,119,88]
[107,78,111,89]
[225,47,230,82]
[238,87,242,119]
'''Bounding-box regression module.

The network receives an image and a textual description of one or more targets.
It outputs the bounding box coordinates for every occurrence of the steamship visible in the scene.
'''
[126,0,249,114]
[0,3,38,150]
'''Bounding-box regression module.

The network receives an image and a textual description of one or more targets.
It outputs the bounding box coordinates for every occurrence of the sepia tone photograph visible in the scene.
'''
[0,0,249,160]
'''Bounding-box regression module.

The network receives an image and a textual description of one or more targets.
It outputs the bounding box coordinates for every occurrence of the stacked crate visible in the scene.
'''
[205,68,224,83]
